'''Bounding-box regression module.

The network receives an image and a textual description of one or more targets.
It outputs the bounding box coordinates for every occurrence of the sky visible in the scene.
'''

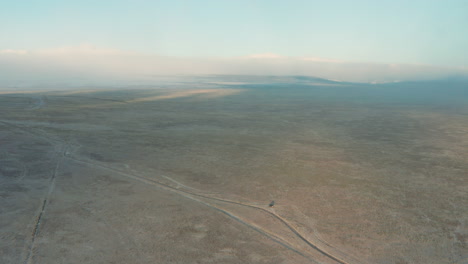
[1,0,468,84]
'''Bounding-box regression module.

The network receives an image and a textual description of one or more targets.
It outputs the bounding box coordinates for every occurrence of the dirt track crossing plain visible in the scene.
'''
[1,78,467,263]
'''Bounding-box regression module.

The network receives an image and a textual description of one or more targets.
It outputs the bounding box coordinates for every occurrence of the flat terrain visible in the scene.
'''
[1,76,467,263]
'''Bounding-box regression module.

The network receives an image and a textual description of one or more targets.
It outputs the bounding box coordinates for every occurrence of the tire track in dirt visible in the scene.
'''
[2,121,357,264]
[0,120,66,263]
[67,154,355,264]
[67,155,319,263]
[24,146,65,264]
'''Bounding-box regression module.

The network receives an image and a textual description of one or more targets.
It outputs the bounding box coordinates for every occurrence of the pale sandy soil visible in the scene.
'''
[1,79,467,263]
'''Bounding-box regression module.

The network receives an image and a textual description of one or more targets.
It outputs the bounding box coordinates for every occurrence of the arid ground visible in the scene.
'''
[1,76,467,263]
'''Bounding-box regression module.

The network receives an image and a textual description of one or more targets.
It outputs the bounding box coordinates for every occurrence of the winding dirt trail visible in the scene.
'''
[24,146,66,264]
[65,153,356,264]
[2,120,359,264]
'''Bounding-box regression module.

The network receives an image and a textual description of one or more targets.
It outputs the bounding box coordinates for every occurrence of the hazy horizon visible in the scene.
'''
[1,44,468,86]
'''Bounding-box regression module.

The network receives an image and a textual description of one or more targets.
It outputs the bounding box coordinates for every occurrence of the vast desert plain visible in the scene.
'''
[1,76,467,264]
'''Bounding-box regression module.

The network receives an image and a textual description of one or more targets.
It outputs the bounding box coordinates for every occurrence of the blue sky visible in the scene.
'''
[1,0,468,84]
[1,0,467,67]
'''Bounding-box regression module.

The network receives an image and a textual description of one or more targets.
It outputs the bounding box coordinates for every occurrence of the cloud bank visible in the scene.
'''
[1,44,467,86]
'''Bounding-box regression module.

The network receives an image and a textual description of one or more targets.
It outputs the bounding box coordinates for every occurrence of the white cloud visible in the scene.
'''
[300,57,343,63]
[36,43,123,55]
[0,49,28,55]
[246,53,284,59]
[1,44,121,56]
